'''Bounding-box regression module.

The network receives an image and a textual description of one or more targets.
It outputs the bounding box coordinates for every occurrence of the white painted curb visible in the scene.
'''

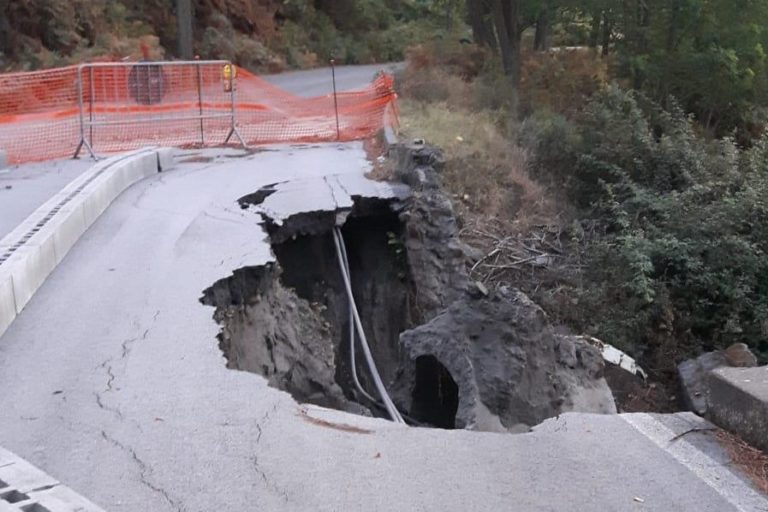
[0,147,175,338]
[0,445,106,511]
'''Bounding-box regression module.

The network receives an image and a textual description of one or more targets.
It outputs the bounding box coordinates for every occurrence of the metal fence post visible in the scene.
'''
[73,65,96,159]
[89,66,96,154]
[223,62,247,148]
[330,58,341,140]
[196,62,205,145]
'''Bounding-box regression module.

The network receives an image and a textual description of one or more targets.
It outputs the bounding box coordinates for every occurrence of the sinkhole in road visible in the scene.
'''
[201,197,458,428]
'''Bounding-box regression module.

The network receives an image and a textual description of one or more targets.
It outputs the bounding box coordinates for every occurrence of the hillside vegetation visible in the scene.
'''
[0,0,445,72]
[397,0,768,382]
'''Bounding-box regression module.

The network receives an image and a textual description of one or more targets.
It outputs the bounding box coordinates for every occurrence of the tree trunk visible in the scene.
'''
[601,11,612,56]
[0,0,11,55]
[666,0,681,52]
[177,0,193,59]
[588,10,602,49]
[491,0,522,86]
[533,4,549,51]
[468,0,496,49]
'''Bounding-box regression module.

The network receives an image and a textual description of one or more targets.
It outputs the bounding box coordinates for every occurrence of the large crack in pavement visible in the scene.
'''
[249,403,289,504]
[93,311,163,435]
[100,430,186,512]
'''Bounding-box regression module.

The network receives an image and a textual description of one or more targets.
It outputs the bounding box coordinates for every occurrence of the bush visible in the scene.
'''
[519,48,608,117]
[524,86,768,366]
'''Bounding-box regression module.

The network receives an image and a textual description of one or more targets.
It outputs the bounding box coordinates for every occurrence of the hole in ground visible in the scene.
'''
[411,355,459,429]
[203,197,440,424]
[268,200,414,417]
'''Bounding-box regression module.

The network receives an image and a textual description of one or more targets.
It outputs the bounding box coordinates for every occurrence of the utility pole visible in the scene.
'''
[177,0,193,59]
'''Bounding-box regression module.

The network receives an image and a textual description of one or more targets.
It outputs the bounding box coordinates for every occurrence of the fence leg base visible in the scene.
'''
[73,138,97,160]
[224,127,248,149]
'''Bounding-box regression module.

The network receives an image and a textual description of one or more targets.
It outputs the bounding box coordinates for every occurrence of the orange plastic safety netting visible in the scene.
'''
[0,60,398,165]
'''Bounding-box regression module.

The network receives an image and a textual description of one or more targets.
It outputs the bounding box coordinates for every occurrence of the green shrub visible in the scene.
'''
[525,85,768,366]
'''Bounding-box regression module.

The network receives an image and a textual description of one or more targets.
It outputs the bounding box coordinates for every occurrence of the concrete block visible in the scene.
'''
[0,215,47,249]
[0,446,18,466]
[707,365,768,452]
[0,273,16,340]
[157,147,176,171]
[121,152,157,183]
[0,458,58,493]
[80,171,120,226]
[29,484,106,512]
[48,203,87,263]
[0,150,6,170]
[2,239,57,314]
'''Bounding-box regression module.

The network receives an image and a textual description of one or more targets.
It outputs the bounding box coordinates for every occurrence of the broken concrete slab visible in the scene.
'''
[707,365,768,452]
[248,172,410,239]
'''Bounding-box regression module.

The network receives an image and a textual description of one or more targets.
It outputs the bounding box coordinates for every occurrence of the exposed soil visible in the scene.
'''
[200,142,618,432]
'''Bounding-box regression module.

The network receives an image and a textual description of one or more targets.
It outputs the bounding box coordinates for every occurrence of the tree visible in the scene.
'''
[491,0,523,83]
[177,0,193,59]
[467,0,496,49]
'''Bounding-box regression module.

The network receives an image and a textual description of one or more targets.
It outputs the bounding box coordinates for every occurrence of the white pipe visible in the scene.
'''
[332,227,405,424]
[337,231,378,404]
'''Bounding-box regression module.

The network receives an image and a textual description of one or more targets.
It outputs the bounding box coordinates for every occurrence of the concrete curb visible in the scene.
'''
[0,445,106,511]
[0,148,175,338]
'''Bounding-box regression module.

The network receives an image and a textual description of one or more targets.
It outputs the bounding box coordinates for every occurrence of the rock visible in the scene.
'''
[391,287,616,432]
[394,143,469,321]
[678,343,758,415]
[723,342,758,367]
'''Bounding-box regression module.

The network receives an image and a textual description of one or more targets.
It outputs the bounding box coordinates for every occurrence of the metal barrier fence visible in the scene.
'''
[0,60,398,164]
[74,60,246,158]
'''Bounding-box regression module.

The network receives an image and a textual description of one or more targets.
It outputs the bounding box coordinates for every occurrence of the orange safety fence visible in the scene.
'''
[0,60,398,165]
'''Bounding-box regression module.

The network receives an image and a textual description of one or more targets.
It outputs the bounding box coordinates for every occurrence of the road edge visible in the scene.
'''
[0,148,175,338]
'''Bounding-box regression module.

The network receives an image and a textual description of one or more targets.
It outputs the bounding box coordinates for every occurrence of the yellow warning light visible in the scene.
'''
[222,64,237,92]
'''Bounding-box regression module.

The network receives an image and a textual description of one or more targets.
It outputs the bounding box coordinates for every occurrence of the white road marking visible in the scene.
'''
[623,413,768,512]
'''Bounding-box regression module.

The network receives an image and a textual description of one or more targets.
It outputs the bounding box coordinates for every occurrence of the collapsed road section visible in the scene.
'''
[201,142,616,432]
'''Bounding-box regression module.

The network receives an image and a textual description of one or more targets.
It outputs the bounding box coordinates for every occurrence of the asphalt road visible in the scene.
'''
[264,63,402,97]
[0,144,766,511]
